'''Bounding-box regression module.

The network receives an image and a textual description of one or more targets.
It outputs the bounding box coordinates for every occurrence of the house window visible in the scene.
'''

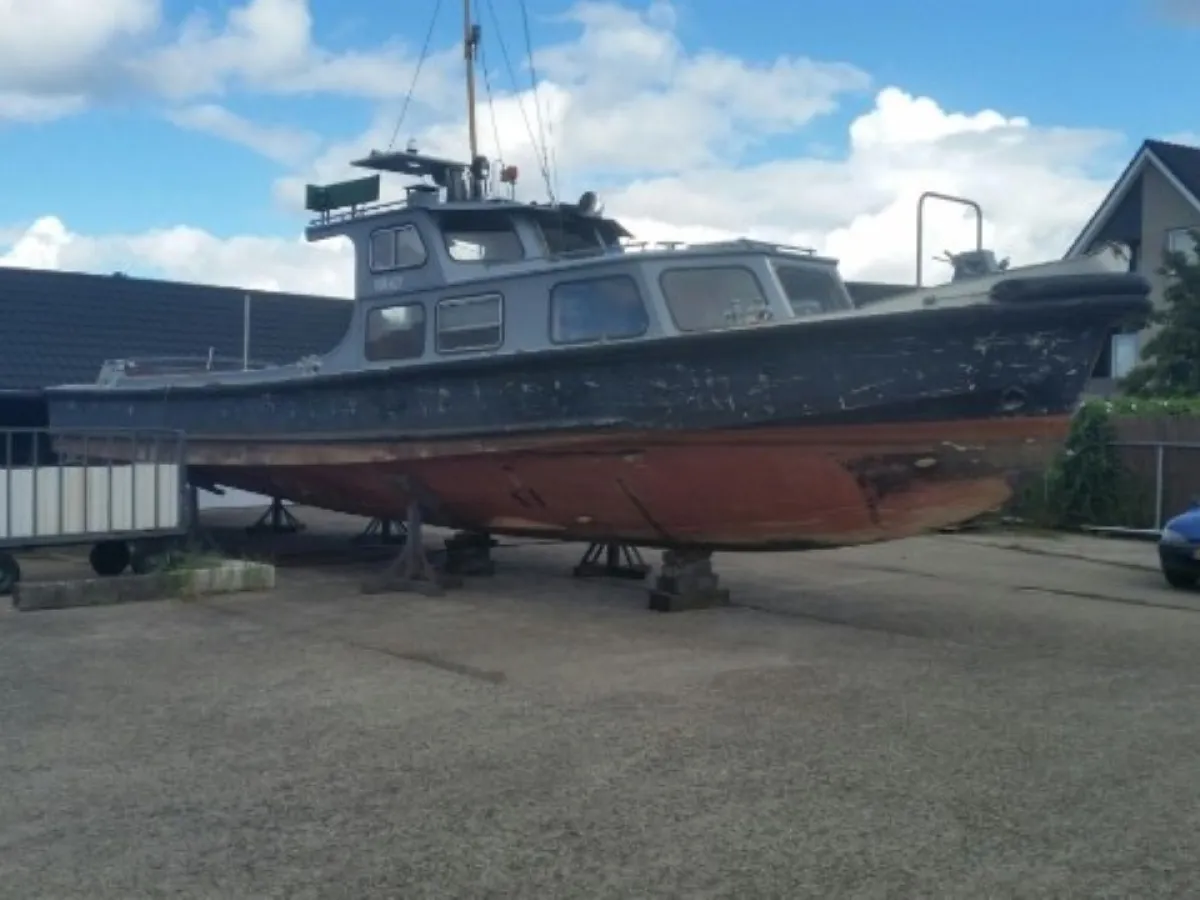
[660,266,771,332]
[771,263,850,317]
[365,303,426,361]
[369,224,427,272]
[1111,331,1140,380]
[438,212,524,263]
[1166,227,1200,264]
[436,293,503,352]
[549,275,649,344]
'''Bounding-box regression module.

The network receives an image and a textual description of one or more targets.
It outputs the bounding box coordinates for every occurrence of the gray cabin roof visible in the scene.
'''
[1065,138,1200,258]
[0,266,351,390]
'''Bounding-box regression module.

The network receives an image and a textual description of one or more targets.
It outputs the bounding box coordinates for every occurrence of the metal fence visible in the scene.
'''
[1110,439,1200,530]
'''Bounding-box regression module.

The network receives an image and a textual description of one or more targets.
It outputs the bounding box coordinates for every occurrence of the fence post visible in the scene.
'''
[1154,442,1165,530]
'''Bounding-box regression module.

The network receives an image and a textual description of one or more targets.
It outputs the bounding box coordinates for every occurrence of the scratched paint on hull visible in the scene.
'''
[159,415,1070,550]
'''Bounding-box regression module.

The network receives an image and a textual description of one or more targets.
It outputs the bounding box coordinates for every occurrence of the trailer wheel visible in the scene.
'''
[90,540,131,577]
[0,552,20,596]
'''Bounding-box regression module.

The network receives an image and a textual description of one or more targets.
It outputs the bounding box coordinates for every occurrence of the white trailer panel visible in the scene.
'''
[0,463,183,541]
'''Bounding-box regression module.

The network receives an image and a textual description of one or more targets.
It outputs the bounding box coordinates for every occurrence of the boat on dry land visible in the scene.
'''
[43,6,1151,554]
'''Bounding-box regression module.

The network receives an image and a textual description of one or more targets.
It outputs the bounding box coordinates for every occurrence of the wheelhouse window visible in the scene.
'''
[438,211,524,263]
[659,266,771,332]
[369,224,427,272]
[365,303,426,362]
[772,263,850,317]
[436,293,503,353]
[549,275,649,344]
[1166,227,1200,264]
[539,216,607,257]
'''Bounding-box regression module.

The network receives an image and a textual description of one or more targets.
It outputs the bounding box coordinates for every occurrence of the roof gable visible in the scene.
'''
[1065,138,1200,258]
[0,267,352,390]
[1145,139,1200,200]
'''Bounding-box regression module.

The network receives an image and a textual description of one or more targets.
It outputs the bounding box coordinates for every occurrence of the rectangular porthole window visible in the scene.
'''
[660,265,770,332]
[436,293,503,352]
[549,274,649,344]
[365,303,426,361]
[369,224,428,272]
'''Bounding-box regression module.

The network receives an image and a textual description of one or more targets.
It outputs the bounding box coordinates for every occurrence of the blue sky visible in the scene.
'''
[1,0,1197,289]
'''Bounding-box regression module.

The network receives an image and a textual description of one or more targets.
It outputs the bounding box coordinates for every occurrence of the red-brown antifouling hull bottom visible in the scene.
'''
[169,415,1072,551]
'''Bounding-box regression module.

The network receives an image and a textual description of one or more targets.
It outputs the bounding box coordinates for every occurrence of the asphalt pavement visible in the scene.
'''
[1,523,1197,899]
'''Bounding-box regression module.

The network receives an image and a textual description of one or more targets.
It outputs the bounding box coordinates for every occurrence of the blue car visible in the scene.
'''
[1158,505,1200,589]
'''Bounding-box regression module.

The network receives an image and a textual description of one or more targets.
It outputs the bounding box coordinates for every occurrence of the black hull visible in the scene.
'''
[46,275,1151,444]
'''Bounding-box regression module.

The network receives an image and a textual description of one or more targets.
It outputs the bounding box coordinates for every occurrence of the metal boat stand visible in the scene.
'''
[352,518,407,545]
[648,549,731,612]
[247,497,305,535]
[573,542,650,580]
[361,499,462,597]
[361,476,493,596]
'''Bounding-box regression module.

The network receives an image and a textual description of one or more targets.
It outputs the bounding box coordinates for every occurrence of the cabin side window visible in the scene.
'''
[549,275,649,344]
[438,211,525,263]
[659,266,771,332]
[436,293,504,353]
[365,303,426,362]
[369,224,428,272]
[771,263,851,317]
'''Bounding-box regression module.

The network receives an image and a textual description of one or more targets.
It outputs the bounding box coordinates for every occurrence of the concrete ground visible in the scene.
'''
[2,509,1199,899]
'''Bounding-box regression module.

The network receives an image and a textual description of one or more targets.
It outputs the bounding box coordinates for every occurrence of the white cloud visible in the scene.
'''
[166,104,321,165]
[0,0,459,121]
[136,0,459,102]
[0,216,73,269]
[0,0,158,120]
[0,0,158,91]
[271,0,870,209]
[532,1,871,173]
[603,86,1120,282]
[1,1,1137,292]
[0,91,86,123]
[0,215,353,297]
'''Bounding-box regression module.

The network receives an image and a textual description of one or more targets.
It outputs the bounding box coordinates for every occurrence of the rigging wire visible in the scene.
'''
[386,0,445,152]
[518,0,558,200]
[478,39,506,173]
[481,0,555,200]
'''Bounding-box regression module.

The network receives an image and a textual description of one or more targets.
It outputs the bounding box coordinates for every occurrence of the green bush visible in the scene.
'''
[1009,401,1148,529]
[1047,403,1136,527]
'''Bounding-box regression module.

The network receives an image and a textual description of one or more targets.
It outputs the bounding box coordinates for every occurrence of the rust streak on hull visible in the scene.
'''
[77,415,1069,551]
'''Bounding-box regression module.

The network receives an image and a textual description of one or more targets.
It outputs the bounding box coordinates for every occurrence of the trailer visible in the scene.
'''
[0,428,188,595]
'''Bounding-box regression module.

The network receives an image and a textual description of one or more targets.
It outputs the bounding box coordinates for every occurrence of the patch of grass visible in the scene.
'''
[165,551,229,571]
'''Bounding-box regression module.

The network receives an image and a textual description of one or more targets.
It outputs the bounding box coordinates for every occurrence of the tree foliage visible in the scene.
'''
[1122,228,1200,396]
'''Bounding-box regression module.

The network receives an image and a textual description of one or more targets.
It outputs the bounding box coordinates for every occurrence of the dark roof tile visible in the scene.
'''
[0,267,352,390]
[1145,138,1200,201]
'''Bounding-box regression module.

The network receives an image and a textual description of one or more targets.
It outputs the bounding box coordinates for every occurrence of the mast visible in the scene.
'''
[463,0,483,198]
